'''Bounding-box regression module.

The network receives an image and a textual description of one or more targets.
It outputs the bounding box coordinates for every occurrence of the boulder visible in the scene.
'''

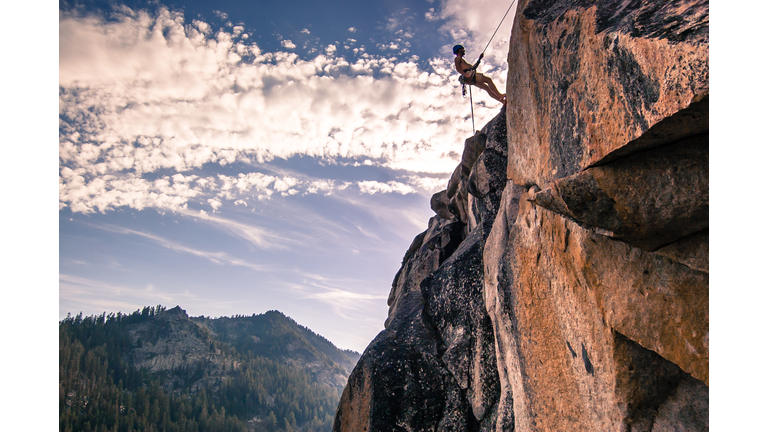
[430,190,455,222]
[467,149,507,234]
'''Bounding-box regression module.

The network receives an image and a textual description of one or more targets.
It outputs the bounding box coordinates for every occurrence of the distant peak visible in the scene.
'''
[166,305,188,316]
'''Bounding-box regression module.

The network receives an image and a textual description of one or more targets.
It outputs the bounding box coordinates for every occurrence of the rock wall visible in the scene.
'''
[334,0,708,430]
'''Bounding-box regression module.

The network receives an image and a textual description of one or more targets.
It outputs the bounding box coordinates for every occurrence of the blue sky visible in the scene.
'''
[57,0,518,352]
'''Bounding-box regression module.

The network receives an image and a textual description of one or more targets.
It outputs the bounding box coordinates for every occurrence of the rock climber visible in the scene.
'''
[453,44,506,104]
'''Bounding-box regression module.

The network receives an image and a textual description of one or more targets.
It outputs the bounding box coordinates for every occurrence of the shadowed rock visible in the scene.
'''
[529,135,708,251]
[422,227,501,426]
[655,230,709,273]
[335,110,509,432]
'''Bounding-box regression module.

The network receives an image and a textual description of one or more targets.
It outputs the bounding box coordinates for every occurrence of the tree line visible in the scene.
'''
[59,307,340,432]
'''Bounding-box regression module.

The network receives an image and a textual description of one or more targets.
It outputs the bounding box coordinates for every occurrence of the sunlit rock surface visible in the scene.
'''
[335,0,708,430]
[506,0,708,187]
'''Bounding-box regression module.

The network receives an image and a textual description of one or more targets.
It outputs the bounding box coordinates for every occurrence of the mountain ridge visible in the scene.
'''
[59,304,359,432]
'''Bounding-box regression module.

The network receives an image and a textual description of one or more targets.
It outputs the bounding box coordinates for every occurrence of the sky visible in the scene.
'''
[56,0,518,353]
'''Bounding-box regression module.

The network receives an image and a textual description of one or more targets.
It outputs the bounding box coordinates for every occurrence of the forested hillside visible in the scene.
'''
[59,306,359,432]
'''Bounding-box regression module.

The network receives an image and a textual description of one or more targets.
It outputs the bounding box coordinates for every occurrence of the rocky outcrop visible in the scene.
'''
[127,306,227,392]
[124,307,359,394]
[528,135,708,251]
[335,0,708,430]
[336,112,509,432]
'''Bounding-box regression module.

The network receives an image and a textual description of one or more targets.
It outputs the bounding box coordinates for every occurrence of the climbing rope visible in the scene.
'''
[481,0,519,56]
[469,84,475,132]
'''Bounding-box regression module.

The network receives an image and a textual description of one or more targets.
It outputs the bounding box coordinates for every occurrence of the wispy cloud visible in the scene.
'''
[59,274,248,319]
[60,274,180,314]
[89,222,282,266]
[180,208,295,250]
[358,180,416,195]
[425,7,439,22]
[306,287,387,304]
[296,273,389,320]
[59,166,440,215]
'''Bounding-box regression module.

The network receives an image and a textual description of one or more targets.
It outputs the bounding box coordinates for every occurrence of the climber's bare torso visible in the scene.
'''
[454,54,476,81]
[453,46,506,104]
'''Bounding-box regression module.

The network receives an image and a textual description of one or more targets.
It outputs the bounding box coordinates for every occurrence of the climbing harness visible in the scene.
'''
[458,71,475,96]
[458,73,476,131]
[458,0,519,132]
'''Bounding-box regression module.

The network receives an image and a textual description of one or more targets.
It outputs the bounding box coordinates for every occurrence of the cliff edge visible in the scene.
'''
[334,0,708,430]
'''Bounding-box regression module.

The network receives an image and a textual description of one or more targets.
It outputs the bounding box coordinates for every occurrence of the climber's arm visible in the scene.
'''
[472,53,484,71]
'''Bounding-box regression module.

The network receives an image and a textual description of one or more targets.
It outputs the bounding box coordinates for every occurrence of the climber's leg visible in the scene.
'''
[474,75,505,103]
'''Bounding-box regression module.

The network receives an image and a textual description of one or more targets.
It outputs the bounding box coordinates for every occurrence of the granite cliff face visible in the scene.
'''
[334,0,708,430]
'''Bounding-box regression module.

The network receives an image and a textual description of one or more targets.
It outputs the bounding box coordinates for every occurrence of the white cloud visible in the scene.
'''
[385,16,400,32]
[301,28,310,34]
[208,198,222,211]
[281,39,296,49]
[59,168,199,214]
[58,164,446,215]
[426,8,440,22]
[406,175,449,193]
[176,207,293,249]
[438,0,517,69]
[347,27,356,33]
[357,180,416,195]
[58,6,503,215]
[305,180,335,195]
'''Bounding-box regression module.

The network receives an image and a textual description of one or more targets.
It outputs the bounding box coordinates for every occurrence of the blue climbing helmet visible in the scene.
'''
[453,44,464,55]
